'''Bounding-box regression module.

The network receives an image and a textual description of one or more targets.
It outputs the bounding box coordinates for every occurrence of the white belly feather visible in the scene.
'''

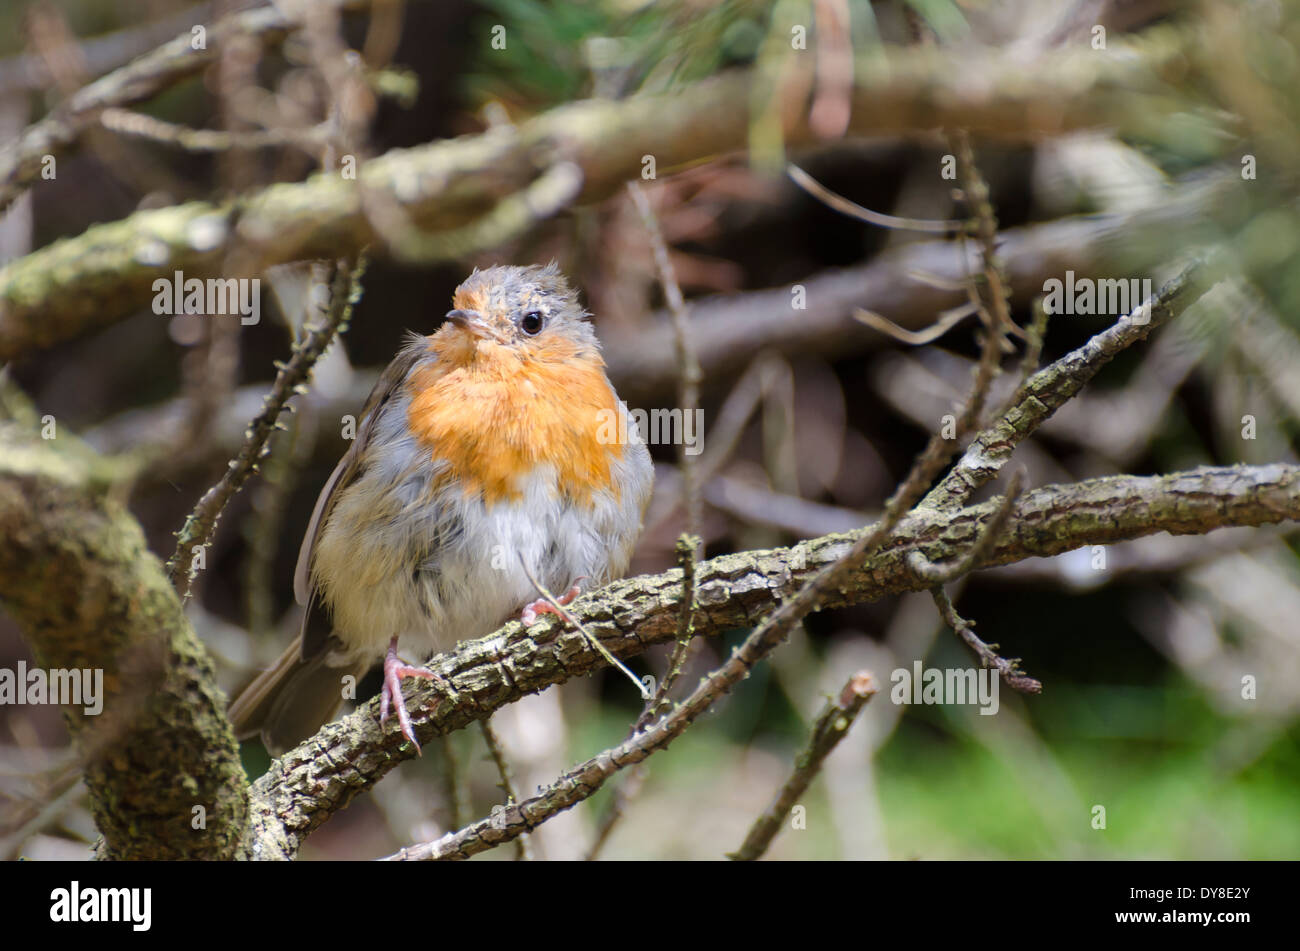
[310,386,652,662]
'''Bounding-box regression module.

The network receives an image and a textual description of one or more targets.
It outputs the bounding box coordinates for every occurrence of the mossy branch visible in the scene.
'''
[238,460,1300,859]
[0,31,1208,363]
[0,424,246,859]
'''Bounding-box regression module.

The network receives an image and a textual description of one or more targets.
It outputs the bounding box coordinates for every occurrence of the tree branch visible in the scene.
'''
[729,669,877,861]
[0,0,380,213]
[166,255,365,598]
[921,252,1218,511]
[0,33,1210,363]
[0,425,245,859]
[236,461,1300,858]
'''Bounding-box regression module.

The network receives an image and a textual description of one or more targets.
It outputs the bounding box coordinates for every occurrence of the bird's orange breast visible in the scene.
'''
[406,332,626,507]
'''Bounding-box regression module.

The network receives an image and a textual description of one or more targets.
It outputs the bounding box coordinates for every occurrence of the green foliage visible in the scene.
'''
[875,682,1300,859]
[465,0,784,108]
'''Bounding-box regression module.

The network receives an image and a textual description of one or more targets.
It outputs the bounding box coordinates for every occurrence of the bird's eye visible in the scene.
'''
[520,311,544,335]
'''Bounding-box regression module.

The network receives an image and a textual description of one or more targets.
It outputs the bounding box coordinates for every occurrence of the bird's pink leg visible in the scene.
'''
[380,637,437,753]
[521,577,587,626]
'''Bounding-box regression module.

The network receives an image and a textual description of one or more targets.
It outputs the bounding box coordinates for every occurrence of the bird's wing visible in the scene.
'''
[293,339,426,657]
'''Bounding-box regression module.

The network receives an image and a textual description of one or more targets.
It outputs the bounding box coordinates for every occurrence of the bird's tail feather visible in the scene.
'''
[227,632,368,756]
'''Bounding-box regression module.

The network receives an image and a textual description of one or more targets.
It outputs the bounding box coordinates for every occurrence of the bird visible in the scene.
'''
[228,263,654,754]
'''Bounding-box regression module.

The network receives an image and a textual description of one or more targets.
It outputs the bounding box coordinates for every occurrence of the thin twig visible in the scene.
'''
[583,763,647,861]
[634,535,702,733]
[935,142,1024,454]
[907,468,1026,584]
[931,589,1042,694]
[949,130,1022,341]
[601,181,700,856]
[478,719,533,861]
[595,535,700,858]
[100,108,331,154]
[165,256,366,598]
[989,294,1052,424]
[627,180,702,539]
[909,467,1038,689]
[854,301,979,345]
[729,669,877,861]
[921,253,1214,512]
[788,164,963,233]
[518,560,649,699]
[627,181,703,718]
[1017,298,1051,392]
[0,0,379,212]
[437,734,468,832]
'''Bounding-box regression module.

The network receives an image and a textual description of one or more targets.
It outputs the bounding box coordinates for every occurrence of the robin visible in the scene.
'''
[228,263,654,754]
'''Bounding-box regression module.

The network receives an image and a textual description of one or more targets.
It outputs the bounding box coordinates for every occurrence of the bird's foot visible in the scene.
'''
[520,577,587,626]
[380,638,438,753]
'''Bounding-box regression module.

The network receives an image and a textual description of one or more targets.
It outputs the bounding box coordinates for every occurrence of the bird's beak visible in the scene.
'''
[444,309,502,341]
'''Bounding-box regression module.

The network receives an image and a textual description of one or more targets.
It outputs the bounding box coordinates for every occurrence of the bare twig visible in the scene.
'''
[99,108,331,154]
[436,734,468,832]
[627,180,702,545]
[583,763,648,861]
[1016,298,1051,393]
[921,253,1215,512]
[931,589,1043,694]
[0,0,379,211]
[729,669,877,861]
[594,535,701,860]
[854,301,979,345]
[910,468,1038,690]
[907,469,1026,584]
[624,179,705,754]
[634,535,703,733]
[950,130,1020,341]
[788,163,962,233]
[518,560,648,699]
[478,719,532,861]
[599,179,703,858]
[166,256,366,598]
